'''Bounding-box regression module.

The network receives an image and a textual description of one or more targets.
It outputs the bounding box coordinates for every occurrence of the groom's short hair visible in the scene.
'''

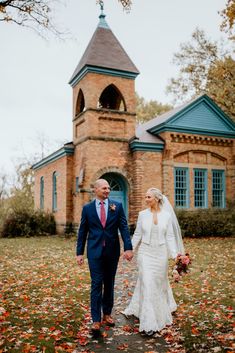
[94,179,109,189]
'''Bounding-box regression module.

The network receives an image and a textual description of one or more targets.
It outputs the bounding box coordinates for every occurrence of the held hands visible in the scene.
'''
[123,250,133,262]
[77,255,84,266]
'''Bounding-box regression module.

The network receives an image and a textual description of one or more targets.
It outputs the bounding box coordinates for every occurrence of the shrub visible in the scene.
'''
[176,207,235,237]
[64,222,76,238]
[0,210,56,238]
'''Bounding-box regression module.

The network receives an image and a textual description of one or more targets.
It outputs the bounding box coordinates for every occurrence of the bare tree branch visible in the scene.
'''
[0,0,65,38]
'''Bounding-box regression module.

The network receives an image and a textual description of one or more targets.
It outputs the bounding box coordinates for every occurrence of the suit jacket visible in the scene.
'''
[131,208,178,259]
[76,199,132,259]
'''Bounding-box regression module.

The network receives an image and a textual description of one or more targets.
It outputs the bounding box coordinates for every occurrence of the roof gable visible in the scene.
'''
[148,95,235,138]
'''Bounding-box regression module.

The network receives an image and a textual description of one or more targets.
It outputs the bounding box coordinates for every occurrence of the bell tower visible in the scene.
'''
[68,3,139,220]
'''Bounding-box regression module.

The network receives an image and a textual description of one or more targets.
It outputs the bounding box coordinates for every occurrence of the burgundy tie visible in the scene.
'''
[100,201,106,228]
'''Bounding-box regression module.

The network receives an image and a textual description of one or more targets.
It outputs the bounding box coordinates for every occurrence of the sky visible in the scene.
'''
[0,0,229,177]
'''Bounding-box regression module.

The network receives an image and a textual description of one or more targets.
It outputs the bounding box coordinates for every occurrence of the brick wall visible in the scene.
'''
[160,132,235,208]
[72,72,136,117]
[34,154,74,233]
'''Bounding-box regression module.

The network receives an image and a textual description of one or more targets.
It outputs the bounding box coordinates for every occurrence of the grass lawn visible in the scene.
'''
[0,236,234,352]
[0,236,90,353]
[170,237,234,353]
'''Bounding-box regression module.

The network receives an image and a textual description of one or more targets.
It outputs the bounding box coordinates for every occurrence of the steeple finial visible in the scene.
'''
[99,0,104,13]
[98,0,109,29]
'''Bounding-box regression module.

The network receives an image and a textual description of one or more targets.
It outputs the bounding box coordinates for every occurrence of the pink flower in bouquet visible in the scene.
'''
[181,256,190,265]
[172,253,191,282]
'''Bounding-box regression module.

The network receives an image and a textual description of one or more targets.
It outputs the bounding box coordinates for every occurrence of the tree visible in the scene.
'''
[220,0,235,40]
[0,0,63,36]
[1,0,132,36]
[0,172,8,200]
[166,28,225,104]
[118,0,132,10]
[166,28,235,120]
[4,160,34,214]
[136,93,172,123]
[0,172,9,230]
[0,163,34,231]
[206,56,235,121]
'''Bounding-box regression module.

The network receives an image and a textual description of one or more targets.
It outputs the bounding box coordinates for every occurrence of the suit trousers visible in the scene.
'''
[88,246,119,322]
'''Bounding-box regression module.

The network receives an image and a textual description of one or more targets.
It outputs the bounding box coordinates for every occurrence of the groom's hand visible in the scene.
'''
[123,250,133,261]
[77,255,84,266]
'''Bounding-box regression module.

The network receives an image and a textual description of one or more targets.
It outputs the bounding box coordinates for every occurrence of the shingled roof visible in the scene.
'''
[69,13,139,86]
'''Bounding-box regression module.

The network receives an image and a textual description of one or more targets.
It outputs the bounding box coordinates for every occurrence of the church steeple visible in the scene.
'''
[69,5,139,87]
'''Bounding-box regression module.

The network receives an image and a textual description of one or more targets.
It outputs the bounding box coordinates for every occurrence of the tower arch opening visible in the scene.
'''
[98,84,126,111]
[76,89,85,115]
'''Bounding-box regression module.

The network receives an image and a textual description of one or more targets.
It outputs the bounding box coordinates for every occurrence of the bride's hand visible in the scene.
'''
[123,250,133,261]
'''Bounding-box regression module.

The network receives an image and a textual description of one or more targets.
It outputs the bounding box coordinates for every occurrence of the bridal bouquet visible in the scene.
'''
[172,253,191,282]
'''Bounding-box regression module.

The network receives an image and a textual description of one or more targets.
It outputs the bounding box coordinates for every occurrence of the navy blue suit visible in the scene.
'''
[76,199,132,322]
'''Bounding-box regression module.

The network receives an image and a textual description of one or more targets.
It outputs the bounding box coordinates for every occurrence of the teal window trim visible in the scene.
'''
[212,170,226,208]
[40,176,44,210]
[52,172,58,212]
[194,169,208,208]
[174,167,189,208]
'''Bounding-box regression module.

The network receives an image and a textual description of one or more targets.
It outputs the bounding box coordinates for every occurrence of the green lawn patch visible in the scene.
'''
[0,236,234,352]
[0,236,90,352]
[170,237,234,352]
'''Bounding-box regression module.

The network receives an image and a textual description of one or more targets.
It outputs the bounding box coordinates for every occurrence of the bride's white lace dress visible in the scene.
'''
[123,221,177,333]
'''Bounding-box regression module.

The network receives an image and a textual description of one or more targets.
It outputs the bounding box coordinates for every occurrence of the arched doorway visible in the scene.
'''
[101,172,128,216]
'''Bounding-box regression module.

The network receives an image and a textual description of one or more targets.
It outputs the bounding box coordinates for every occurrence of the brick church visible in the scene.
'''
[33,9,235,233]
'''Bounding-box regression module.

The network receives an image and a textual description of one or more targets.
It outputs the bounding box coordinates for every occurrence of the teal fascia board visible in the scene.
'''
[69,66,138,87]
[32,146,74,171]
[130,141,164,152]
[148,124,235,138]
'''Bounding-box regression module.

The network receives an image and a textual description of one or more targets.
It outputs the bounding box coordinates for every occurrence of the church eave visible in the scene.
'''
[32,146,74,171]
[129,141,165,152]
[148,125,235,139]
[69,65,139,87]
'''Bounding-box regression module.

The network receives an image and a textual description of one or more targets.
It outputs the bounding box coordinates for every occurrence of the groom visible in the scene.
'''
[76,178,133,332]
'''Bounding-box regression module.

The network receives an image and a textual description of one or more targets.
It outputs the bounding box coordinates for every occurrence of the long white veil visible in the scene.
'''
[162,195,185,255]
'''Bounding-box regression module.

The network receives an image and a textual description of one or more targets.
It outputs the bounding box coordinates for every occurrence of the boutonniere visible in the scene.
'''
[109,203,116,211]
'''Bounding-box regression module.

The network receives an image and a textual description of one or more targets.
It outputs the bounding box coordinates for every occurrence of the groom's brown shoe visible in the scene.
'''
[103,315,115,327]
[91,322,101,333]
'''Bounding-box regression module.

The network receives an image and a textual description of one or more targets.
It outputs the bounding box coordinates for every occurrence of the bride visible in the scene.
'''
[123,188,184,335]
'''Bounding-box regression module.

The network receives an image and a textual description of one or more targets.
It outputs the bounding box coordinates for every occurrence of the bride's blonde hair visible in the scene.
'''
[147,188,164,206]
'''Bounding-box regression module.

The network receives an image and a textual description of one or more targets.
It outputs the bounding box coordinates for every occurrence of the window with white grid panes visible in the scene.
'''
[174,168,189,208]
[212,170,225,208]
[194,169,207,208]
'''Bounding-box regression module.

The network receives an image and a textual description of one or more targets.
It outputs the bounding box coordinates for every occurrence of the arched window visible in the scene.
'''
[101,172,128,216]
[40,176,44,210]
[98,84,126,111]
[103,174,123,191]
[75,89,85,115]
[52,172,58,212]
